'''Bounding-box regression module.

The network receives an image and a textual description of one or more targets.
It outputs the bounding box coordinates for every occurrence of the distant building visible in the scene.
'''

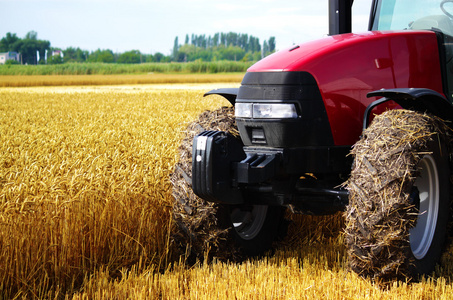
[0,51,21,64]
[52,50,63,57]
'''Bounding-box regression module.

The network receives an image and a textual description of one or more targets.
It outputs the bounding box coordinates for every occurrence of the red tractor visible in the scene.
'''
[172,0,453,281]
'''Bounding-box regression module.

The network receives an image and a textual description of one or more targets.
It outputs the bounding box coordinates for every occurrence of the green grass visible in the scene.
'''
[0,61,254,75]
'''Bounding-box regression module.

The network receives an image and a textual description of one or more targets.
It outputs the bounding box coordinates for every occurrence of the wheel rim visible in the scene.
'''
[409,154,439,260]
[230,205,268,240]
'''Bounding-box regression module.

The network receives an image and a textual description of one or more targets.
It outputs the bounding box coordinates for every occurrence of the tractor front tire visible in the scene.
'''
[171,107,286,263]
[345,109,451,282]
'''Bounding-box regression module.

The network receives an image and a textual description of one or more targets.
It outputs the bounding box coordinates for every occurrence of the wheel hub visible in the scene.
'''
[409,154,440,260]
[230,205,268,240]
[409,186,421,211]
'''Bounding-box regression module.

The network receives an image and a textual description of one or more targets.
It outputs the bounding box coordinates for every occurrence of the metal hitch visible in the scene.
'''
[236,152,279,184]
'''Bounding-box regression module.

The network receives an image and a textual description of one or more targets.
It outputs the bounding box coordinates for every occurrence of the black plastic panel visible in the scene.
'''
[236,72,334,147]
[192,131,246,204]
[241,145,352,175]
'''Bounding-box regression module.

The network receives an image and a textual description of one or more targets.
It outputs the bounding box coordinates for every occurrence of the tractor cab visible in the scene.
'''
[333,0,453,102]
[371,0,453,101]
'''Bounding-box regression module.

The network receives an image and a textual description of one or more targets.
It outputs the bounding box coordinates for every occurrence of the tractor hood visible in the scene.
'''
[248,30,440,74]
[245,30,444,145]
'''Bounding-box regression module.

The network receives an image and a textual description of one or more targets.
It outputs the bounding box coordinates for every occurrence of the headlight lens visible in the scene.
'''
[235,103,297,119]
[235,103,253,118]
[253,103,297,119]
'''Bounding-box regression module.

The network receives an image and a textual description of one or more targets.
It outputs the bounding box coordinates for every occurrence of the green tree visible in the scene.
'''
[48,53,63,64]
[262,40,269,57]
[63,47,88,62]
[0,32,20,52]
[239,34,249,51]
[268,37,276,53]
[252,51,262,61]
[177,44,196,62]
[172,36,179,60]
[25,31,38,40]
[213,33,219,47]
[117,50,141,64]
[0,31,50,64]
[153,52,165,62]
[171,32,273,62]
[218,45,245,61]
[88,49,115,63]
[15,32,50,64]
[241,52,254,62]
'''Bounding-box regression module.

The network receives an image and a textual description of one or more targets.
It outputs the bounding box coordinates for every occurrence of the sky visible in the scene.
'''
[0,0,373,55]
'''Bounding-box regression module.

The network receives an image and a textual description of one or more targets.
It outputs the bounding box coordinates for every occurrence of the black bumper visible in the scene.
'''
[192,130,351,208]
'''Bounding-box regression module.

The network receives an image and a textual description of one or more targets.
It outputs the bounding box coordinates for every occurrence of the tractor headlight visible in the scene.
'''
[235,103,298,119]
[235,103,253,118]
[253,103,298,119]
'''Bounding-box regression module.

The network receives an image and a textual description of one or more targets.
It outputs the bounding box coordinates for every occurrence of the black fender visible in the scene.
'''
[203,88,239,106]
[363,88,453,130]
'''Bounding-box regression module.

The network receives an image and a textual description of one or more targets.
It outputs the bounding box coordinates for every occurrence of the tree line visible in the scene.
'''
[0,31,276,65]
[173,32,275,62]
[0,32,50,65]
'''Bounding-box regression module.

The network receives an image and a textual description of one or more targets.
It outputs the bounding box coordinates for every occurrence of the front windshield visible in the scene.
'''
[371,0,453,34]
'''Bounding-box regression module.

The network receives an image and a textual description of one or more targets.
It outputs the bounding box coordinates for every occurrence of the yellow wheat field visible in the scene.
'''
[0,73,244,87]
[0,83,452,299]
